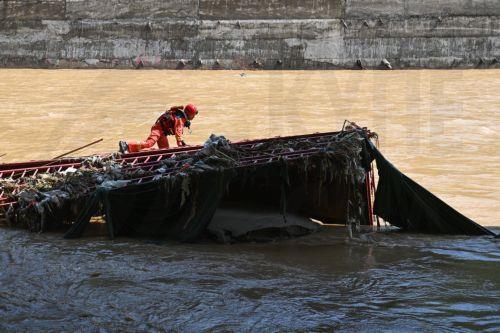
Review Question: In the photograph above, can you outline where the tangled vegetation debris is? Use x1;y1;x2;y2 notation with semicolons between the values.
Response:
2;129;490;239
1;132;370;239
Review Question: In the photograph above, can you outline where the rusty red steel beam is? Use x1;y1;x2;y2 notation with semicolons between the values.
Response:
0;146;202;172
0;141;337;205
0;145;325;195
120;142;333;173
0;132;335;173
1;139;107;176
0;130;347;208
4;146;218;179
0;162;83;179
120;131;339;160
0;145;334;205
0;145;336;209
119;149;330;183
0;131;340;173
0;146;194;171
103;140;335;175
0;158;82;172
0;132;341;179
0;153;181;179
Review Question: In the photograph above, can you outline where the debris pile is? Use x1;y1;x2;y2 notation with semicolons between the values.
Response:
1;154;153;232
1;131;371;240
1;127;494;240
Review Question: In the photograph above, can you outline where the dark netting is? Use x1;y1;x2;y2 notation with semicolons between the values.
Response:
64;132;370;240
1;130;495;239
223;148;369;225
368;140;494;236
64;168;235;241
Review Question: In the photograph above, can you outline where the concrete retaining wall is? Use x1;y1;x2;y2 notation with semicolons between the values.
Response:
0;0;499;69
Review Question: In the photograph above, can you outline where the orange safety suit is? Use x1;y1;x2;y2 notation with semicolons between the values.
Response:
127;108;188;153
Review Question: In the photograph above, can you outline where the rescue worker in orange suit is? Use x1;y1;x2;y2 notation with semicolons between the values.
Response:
119;104;198;154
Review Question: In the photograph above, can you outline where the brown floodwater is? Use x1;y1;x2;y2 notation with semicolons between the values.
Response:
0;69;499;332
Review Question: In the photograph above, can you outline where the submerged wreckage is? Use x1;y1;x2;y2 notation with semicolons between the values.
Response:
0;124;494;241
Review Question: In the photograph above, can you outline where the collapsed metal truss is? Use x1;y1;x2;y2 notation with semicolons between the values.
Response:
0;131;376;227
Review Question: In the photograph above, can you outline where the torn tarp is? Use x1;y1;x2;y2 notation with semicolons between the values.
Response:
368;140;494;236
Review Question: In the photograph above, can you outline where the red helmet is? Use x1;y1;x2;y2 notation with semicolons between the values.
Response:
184;104;198;120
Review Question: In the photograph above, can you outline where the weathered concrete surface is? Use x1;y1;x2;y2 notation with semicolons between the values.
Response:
65;0;198;19
2;0;65;20
405;0;500;17
0;0;499;69
346;0;500;17
199;0;343;19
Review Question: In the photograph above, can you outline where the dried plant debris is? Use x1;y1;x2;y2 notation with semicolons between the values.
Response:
1;132;370;235
1;155;154;231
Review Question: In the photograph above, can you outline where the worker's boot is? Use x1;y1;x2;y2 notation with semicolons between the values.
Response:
119;141;129;154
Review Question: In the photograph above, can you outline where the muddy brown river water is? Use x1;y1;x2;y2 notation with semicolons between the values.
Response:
0;69;499;332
